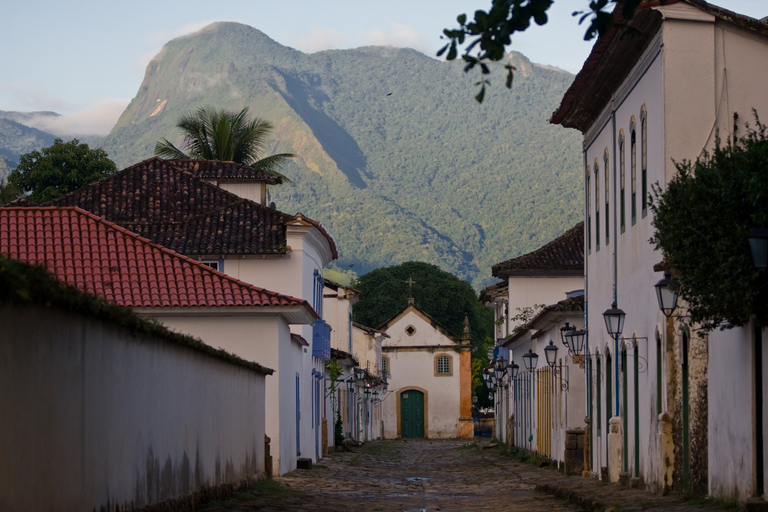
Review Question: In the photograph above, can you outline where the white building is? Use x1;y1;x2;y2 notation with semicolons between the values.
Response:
50;158;338;474
379;302;472;439
551;0;768;499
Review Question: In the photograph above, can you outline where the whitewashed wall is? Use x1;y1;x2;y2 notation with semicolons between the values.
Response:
148;313;302;476
382;309;461;438
0;303;267;512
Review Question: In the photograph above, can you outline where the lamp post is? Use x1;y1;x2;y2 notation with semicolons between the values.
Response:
603;302;626;416
655;271;679;317
544;340;559;368
506;361;519;380
564;329;586;356
560;322;576;348
522;348;538;372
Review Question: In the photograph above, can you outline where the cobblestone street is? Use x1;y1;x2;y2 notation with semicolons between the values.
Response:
202;439;728;511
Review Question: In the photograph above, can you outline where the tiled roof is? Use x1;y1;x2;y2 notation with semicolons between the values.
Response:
502;295;585;348
162;158;284;184
493;222;584;277
0;206;317;313
479;281;508;303
551;1;768;132
46;157;337;258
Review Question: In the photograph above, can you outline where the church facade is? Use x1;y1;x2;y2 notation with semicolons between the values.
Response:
380;302;473;439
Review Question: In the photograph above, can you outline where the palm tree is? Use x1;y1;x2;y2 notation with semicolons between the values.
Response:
154;106;295;175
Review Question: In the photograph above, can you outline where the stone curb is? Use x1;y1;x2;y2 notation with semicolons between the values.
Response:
535;482;610;512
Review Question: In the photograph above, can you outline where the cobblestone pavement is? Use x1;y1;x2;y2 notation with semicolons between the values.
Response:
206;439;730;511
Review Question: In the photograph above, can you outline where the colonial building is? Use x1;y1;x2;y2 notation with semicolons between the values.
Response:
551;0;768;500
48;158;338;474
379;301;472;439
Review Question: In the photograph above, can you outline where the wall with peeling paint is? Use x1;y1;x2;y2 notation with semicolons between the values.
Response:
0;303;267;512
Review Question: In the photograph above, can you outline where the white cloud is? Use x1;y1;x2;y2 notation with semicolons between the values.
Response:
22;98;130;137
0;84;65;112
364;23;428;53
292;25;346;54
137;20;215;71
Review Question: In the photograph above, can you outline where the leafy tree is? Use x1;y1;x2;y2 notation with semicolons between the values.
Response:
353;261;494;407
650;118;768;330
155;106;295;174
0;179;22;205
8;139;117;203
440;0;643;101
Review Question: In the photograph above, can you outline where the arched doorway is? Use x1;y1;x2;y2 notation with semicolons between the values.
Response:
400;390;425;438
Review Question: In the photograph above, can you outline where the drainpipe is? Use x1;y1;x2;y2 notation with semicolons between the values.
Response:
583;145;591;420
612;102;620;417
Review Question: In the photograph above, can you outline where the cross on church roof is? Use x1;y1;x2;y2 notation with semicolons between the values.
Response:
405;276;416;305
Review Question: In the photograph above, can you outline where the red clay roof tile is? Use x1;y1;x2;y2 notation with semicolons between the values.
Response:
0;206;316;314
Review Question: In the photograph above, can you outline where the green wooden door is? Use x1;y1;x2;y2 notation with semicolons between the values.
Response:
401;390;424;438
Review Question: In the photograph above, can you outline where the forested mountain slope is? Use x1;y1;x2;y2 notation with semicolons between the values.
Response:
100;22;583;287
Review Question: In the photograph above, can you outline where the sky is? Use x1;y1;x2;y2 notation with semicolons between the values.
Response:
1;1;765;136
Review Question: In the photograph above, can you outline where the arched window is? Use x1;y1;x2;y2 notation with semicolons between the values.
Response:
434;354;453;376
630;117;637;225
619;130;626;233
604;148;610;245
586;165;592;254
595;159;600;251
641;106;648;218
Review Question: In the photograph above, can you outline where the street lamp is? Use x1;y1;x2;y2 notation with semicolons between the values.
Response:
522;348;539;372
564;328;586;356
655;271;679;317
354;367;366;381
559;322;576;348
346;378;355;392
544;340;559;368
603;302;626;337
506;361;519;379
494;363;505;381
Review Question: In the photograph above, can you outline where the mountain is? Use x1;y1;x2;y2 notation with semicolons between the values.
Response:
0;112;58;178
100;22;583;288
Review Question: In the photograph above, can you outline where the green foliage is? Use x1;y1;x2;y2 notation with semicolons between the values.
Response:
97;23;582;288
650;118;768;329
8;138;116;203
155;106;295;174
353;261;494;406
441;0;643;101
0;178;21;205
353;261;493;344
508;303;546;335
0;114;57;175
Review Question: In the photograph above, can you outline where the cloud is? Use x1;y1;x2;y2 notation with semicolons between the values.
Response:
22;98;130;137
137;20;215;71
292;25;346;54
364;23;428;53
0;84;65;112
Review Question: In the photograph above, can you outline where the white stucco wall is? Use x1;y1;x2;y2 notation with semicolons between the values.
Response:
146;313;302;475
708;324;768;500
381;309;461;439
506;276;583;330
578;4;768;494
324;285;353;354
0;303;267;512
